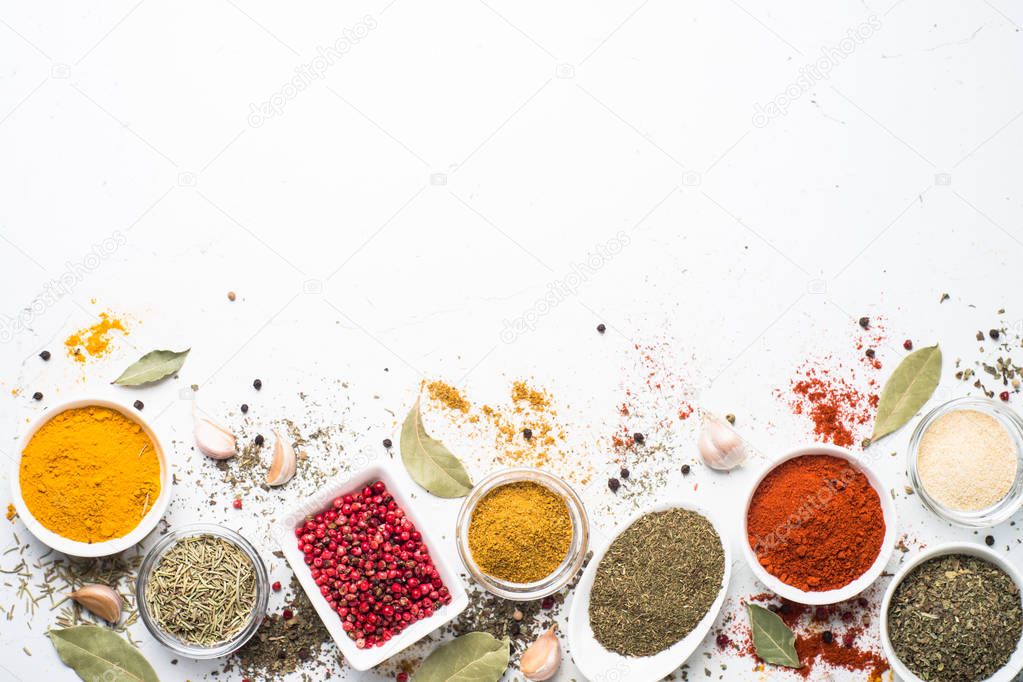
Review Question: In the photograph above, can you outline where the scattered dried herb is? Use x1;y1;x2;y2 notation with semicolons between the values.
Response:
48;625;158;682
400;398;473;498
871;345;942;441
747;604;800;668
112;348;190;386
415;632;510;682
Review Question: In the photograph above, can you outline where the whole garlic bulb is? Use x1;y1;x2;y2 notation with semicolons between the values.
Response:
519;626;560;681
697;412;746;471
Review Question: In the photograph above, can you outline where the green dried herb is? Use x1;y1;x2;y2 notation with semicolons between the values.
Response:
144;535;257;646
589;508;724;656
888;554;1022;682
747;604;800;668
400;398;473;498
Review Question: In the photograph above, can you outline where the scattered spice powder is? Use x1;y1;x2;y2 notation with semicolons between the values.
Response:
5;504;15;522
782;366;878;447
64;312;127;362
426;380;470;413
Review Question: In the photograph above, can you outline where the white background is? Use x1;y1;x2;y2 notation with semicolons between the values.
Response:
2;0;1022;680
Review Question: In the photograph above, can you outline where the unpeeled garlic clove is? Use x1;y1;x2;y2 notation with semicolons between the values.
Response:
69;584;122;623
519;626;561;681
266;429;296;486
698;411;747;471
194;413;237;460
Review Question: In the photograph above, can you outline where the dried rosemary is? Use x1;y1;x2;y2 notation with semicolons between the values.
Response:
144;535;257;646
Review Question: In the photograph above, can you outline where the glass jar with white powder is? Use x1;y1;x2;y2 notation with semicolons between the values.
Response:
908;397;1023;527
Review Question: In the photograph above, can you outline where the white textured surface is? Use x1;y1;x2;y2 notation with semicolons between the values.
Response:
1;0;1022;679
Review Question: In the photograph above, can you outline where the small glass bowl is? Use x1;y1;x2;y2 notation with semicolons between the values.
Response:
456;468;589;601
136;524;269;658
908;397;1023;527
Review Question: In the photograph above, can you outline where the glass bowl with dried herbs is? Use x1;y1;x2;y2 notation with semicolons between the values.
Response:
455;467;589;601
136;524;269;658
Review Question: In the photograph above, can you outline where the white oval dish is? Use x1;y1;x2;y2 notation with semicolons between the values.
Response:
10;397;173;558
567;500;732;682
273;460;469;671
741;444;897;605
880;542;1023;682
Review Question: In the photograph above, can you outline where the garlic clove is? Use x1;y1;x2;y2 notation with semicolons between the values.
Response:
266;429;296;486
68;584;122;623
698;412;747;471
519;625;561;681
194;414;236;460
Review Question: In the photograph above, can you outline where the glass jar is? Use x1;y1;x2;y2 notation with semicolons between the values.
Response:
136;524;269;658
908;397;1023;527
456;468;589;601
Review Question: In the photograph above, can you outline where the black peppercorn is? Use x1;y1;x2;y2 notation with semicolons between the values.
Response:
858;317;869;329
32;391;42;401
633;432;645;444
133;400;144;410
253;378;262;390
255;434;265;447
509;622;520;636
822;631;833;644
620;468;630;479
522;428;532;440
865;348;875;359
39;350;50;361
986;535;995;546
241;403;249;413
383;438;392;448
596;323;606;334
681;464;691;475
990;329;1001;340
608;478;620;493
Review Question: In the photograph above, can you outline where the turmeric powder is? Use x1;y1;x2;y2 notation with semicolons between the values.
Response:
65;312;127;362
20;406;161;543
467;481;572;583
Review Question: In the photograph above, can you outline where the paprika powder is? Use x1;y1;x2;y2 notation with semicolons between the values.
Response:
746;455;884;592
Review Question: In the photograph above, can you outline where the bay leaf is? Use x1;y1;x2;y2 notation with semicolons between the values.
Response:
400;398;473;498
112;349;190;386
871;344;942;441
747;604;800;668
48;626;160;682
415;632;509;682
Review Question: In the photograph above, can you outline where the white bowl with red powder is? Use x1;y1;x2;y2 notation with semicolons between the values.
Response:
741;444;897;605
274;460;468;671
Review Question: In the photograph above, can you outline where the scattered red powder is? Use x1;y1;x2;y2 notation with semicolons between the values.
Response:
786;368;877;447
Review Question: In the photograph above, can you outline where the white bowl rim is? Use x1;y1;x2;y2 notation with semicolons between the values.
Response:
567;498;732;682
740;444;898;605
879;541;1023;682
9;396;174;558
272;459;469;671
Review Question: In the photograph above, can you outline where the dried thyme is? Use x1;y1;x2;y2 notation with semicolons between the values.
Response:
145;535;257;646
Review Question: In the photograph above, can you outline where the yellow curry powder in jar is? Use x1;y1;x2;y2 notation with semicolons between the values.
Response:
19;406;161;543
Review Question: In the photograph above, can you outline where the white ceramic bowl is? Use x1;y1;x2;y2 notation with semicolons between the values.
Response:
741;444;897;605
273;460;469;671
567;500;732;682
880;542;1023;682
10;397;173;558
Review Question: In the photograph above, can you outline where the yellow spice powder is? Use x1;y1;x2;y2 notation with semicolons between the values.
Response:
65;312;127;362
20;406;160;542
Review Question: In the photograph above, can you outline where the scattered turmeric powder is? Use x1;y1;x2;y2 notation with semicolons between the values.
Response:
5;504;16;522
426;381;470;413
65;312;127;363
20;405;160;542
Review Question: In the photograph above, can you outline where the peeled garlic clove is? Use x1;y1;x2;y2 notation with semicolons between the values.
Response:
266;429;296;486
698;412;747;471
69;584;122;623
520;626;561;681
194;414;236;460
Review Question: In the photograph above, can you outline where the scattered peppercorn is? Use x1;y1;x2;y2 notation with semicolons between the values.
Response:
512;609;523;621
253;378;262;390
240;403;249;414
814;606;828;621
541;596;555;610
633;432;645;444
509;622;521;636
986;535;995;546
272;581;282;591
39;350;50;361
822;631;834;644
990;329;1001;340
865;349;875;359
32;392;42;401
232;498;242;510
608;478;620;493
681;464;691;475
255;434;265;447
716;633;731;649
522;428;532;440
282;608;294;620
1001;391;1010;402
903;339;913;350
133;400;144;411
842;632;855;648
382;438;392;448
227;291;236;301
596;323;606;334
620;468;630;479
858;317;870;329
396;673;409;682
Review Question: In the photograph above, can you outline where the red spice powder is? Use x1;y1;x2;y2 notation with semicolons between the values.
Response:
784;367;877;447
747;455;885;591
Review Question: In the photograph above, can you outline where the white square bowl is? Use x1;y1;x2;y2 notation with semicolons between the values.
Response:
273;460;469;671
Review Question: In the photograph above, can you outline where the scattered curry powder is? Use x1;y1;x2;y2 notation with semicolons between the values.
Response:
5;504;16;522
426;381;470;413
65;313;127;362
468;481;572;583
